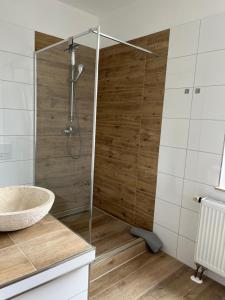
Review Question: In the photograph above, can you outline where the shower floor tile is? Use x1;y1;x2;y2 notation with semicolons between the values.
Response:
60;207;137;257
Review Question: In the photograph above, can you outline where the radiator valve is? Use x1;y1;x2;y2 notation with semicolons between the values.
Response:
193;196;207;203
191;263;207;284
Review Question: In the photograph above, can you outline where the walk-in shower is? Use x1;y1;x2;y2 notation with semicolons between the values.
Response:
34;26;158;242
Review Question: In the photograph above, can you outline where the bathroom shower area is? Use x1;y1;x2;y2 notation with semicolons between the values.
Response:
35;29;98;243
35;26;170;258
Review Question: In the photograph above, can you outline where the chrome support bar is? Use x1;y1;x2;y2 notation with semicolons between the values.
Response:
35;27;98;54
91;29;160;57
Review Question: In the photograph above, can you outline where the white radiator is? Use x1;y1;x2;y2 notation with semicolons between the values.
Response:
195;197;225;278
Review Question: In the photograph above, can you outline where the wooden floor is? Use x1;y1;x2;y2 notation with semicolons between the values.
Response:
90;250;225;300
61;208;225;300
60;207;137;256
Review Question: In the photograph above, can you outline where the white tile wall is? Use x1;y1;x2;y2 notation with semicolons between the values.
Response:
179;208;199;241
0;136;34;161
0;160;34;186
154;13;225;284
165;55;196;89
160;118;189;148
182;179;225;213
177;236;195;268
188;120;225;154
158;146;186;177
185;151;221;186
163;88;192;119
169;20;200;58
156;173;183;206
154;198;180;233
0;81;33;110
191;86;225;120
0;19;34;187
199;13;225;53
0;110;33;136
182;180;202;212
195;50;225;87
153;223;178;257
0;52;33;84
0;20;34;57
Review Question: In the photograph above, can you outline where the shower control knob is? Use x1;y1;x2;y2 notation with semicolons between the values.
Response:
63;125;74;135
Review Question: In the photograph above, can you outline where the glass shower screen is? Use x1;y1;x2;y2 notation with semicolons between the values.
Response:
35;28;100;242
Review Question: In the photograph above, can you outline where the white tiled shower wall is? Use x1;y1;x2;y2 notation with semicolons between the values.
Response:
154;12;225;284
0;20;34;186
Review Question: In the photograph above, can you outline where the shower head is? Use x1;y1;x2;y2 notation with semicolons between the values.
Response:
74;64;84;82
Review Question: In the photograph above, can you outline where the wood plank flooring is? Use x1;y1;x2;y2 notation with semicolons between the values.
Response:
90;251;225;300
61;208;225;300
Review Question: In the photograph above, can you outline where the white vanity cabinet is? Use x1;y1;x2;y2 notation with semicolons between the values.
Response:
13;266;89;300
6;248;95;300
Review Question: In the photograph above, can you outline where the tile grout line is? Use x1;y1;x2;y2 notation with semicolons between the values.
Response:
14;243;37;271
90;252;164;299
134;261;183;300
163;117;225;122
157;170;225;189
168;45;225;60
176;19;202;258
0;48;33;58
156;196;200;214
0;108;34;111
165;83;225;89
159;144;222;156
91;249;147;283
154;221;197;244
133;50;148;226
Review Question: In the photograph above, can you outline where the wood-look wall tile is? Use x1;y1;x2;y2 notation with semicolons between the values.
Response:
138;151;159;173
36;32;96;216
96;113;140;129
94;30;169;230
136;167;157;196
35;32;62;51
139;129;161;153
36;134;92;159
94;155;137;183
36;160;91;185
37;110;93;136
143;87;166;103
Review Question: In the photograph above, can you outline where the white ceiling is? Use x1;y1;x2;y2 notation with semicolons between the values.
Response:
59;0;137;17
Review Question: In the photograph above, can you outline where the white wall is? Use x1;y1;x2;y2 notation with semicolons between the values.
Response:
100;0;225;43
154;13;225;285
0;20;34;186
0;0;98;39
0;1;98;187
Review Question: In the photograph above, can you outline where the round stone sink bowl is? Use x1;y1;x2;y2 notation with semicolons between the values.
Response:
0;186;55;232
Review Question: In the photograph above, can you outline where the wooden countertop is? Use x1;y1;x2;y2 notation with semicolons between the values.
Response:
0;214;94;288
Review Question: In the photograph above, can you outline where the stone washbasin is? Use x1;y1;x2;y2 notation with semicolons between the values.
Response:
0;186;55;231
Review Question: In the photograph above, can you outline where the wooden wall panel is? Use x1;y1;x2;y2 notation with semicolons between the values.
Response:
94;30;170;230
35;32;62;51
35;32;95;216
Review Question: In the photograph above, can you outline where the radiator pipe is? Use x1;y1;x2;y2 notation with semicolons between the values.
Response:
194;263;201;277
199;266;207;280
